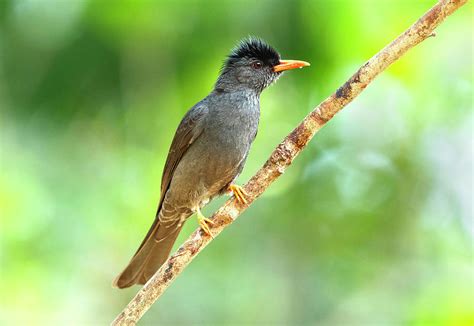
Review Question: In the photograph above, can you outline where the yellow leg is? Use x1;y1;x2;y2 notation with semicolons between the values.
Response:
228;184;249;204
196;207;214;238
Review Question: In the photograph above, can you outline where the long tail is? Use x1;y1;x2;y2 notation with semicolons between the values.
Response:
113;210;187;289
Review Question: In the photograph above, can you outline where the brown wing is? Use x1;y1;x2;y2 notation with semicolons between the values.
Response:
159;104;208;209
113;104;209;288
134;104;208;250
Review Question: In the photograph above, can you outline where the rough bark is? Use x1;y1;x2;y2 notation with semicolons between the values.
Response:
112;0;468;324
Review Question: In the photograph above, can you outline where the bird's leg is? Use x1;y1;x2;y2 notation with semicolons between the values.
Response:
228;184;249;204
196;206;214;238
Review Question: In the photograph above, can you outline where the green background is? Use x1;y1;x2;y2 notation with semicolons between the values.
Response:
0;0;472;325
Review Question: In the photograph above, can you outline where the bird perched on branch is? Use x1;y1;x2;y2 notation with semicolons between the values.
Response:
114;38;310;288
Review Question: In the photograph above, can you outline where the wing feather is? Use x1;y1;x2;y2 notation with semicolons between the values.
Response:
159;104;208;208
133;103;208;254
114;103;209;287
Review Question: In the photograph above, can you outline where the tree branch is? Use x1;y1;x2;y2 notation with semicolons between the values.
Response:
112;0;467;324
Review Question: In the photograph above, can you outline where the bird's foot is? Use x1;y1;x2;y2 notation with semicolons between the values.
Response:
228;184;249;205
196;207;214;238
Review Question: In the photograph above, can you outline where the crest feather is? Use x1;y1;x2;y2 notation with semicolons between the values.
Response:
223;37;280;69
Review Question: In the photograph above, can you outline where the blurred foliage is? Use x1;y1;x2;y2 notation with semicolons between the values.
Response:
0;0;472;325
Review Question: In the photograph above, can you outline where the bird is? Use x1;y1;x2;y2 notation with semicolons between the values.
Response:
114;38;309;289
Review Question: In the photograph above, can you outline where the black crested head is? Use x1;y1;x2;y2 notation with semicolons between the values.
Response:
215;37;309;93
216;37;283;93
224;37;281;69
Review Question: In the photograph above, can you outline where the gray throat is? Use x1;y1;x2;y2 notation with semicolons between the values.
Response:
214;71;266;95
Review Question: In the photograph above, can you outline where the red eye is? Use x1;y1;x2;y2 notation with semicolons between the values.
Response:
252;61;263;69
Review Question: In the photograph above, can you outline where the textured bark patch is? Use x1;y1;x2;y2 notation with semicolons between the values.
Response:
336;81;352;99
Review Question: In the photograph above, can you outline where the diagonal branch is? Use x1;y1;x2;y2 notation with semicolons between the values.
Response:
112;0;467;324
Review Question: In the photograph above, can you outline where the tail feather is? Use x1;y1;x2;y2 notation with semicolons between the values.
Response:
113;214;185;289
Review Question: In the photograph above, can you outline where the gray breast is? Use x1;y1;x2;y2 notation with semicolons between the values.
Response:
167;90;260;209
204;90;260;168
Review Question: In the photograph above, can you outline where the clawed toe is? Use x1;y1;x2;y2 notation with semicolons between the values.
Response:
228;184;249;204
196;207;214;238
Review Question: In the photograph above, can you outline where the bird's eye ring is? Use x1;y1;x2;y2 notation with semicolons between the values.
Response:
252;61;263;69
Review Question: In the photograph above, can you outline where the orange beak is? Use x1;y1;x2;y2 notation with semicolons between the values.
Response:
273;59;310;72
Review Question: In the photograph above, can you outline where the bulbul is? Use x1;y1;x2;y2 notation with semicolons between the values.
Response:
114;38;309;288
